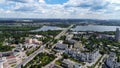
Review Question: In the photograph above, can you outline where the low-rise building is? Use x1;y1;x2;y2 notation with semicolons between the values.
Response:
6;56;17;64
29;34;44;39
61;59;82;68
0;60;4;68
24;43;40;48
66;34;73;40
1;58;9;68
54;43;68;51
2;51;14;57
25;38;42;45
97;34;114;40
13;47;25;58
74;41;83;50
67;40;77;45
73;64;82;68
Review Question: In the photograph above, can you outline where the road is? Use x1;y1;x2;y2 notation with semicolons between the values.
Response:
55;24;74;39
43;25;74;68
95;54;108;68
15;25;73;68
52;24;74;49
84;54;101;67
15;45;46;68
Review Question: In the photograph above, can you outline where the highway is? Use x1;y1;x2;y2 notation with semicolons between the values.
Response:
43;25;74;68
15;24;73;68
15;45;46;68
52;24;74;49
55;24;74;39
95;54;108;68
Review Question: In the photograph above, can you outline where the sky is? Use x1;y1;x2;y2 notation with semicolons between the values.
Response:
0;0;120;19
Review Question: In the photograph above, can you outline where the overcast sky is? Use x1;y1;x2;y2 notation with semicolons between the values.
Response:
0;0;120;19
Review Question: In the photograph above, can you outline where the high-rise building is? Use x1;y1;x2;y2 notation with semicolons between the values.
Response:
115;28;120;42
0;53;4;68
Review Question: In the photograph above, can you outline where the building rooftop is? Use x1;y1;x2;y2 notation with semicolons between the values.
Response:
6;55;16;59
54;43;68;50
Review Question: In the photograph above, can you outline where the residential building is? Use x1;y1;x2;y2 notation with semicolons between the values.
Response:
0;53;8;68
74;41;83;49
115;28;120;42
73;64;82;68
6;56;17;64
67;40;77;45
24;43;40;48
0;58;4;68
62;59;73;68
65;49;99;63
54;43;68;50
97;34;114;40
61;59;82;68
104;53;120;68
25;38;42;45
66;34;73;40
2;51;14;57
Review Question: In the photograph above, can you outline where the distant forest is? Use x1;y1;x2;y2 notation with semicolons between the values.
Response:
0;19;120;26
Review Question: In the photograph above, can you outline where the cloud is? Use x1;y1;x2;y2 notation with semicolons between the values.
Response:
0;0;120;19
45;0;68;4
39;0;45;3
64;0;109;11
14;6;36;11
7;0;38;3
8;0;28;3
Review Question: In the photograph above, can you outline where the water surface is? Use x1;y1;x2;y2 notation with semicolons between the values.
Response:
72;25;120;32
31;26;62;32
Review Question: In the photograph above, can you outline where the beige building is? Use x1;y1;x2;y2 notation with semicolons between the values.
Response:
25;38;42;45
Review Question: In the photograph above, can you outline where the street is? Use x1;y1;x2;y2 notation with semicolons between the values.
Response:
15;25;73;68
55;24;74;39
15;45;46;68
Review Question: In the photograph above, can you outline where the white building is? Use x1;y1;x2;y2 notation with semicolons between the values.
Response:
105;53;120;68
0;60;4;68
115;28;120;42
65;49;99;63
0;57;7;68
66;34;73;40
62;59;82;68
